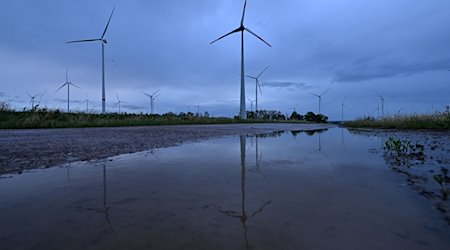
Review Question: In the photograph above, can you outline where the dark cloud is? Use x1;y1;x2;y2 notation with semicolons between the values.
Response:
332;57;450;83
261;81;312;90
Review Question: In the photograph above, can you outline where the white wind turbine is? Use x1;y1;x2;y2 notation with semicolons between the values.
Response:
67;6;115;114
82;94;91;113
143;90;160;114
114;94;127;113
375;91;385;118
246;97;255;112
56;67;80;113
246;65;270;113
210;0;271;120
26;92;42;110
308;88;329;114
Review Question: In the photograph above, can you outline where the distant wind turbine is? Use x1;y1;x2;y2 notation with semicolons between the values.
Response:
210;0;271;119
308;88;329;114
341;98;350;124
143;90;160;114
67;6;115;114
246;97;255;112
82;94;91;113
56;67;80;113
246;65;270;113
114;94;127;113
375;91;384;118
184;104;191;113
26;91;45;110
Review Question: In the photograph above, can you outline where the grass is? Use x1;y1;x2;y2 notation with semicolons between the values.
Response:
344;112;450;130
0;109;309;129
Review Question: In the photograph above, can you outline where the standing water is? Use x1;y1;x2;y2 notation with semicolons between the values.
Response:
0;128;449;250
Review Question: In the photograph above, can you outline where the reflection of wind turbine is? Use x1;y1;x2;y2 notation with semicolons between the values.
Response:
210;0;271;120
67;6;115;114
56;67;80;113
308;88;329;114
211;135;271;249
246;65;270;113
143;90;160;114
77;163;117;242
114;94;127;113
375;91;384;118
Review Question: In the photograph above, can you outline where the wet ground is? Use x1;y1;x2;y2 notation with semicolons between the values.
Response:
0;127;449;250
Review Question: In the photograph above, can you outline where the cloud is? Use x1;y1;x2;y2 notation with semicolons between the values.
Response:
332;57;450;83
261;81;312;90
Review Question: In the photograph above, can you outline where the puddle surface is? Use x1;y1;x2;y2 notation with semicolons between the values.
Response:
1;128;449;250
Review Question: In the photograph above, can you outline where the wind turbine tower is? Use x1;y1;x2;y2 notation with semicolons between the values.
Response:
67;6;115;114
246;65;269;113
341;99;350;124
210;0;271;119
56;67;80;113
375;91;384;118
308;88;329;114
144;90;160;114
114;94;126;113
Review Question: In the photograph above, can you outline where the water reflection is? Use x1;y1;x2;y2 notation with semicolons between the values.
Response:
210;135;271;249
76;162;118;242
1;128;450;249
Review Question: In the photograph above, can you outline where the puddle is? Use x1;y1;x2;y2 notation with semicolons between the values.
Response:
1;128;449;250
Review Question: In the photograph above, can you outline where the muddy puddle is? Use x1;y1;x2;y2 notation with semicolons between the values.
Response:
1;128;449;250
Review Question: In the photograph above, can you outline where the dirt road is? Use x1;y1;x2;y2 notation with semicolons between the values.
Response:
0;123;334;174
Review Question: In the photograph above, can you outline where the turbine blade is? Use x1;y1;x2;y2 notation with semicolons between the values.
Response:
102;6;116;39
66;38;102;43
143;92;151;98
257;65;270;78
66;67;69;82
70;83;80;88
241;0;247;26
56;83;67;92
116;93;120;101
257;79;263;96
245;75;256;79
152;90;160;96
26;92;32;97
244;28;271;47
210;27;241;44
308;92;319;97
321;88;330;96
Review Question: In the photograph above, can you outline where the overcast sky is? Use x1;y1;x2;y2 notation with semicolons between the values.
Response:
1;0;449;120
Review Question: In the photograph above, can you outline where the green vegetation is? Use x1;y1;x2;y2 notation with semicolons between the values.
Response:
344;110;450;130
0;100;329;129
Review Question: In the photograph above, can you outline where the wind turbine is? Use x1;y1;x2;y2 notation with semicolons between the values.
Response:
308;88;329;114
26;91;45;110
341;98;350;124
82;94;91;113
246;97;255;112
195;104;200;115
184;104;191;114
210;0;271;120
114;94;126;113
67;6;115;114
144;90;160;114
375;91;384;118
246;65;269;113
56;67;80;113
